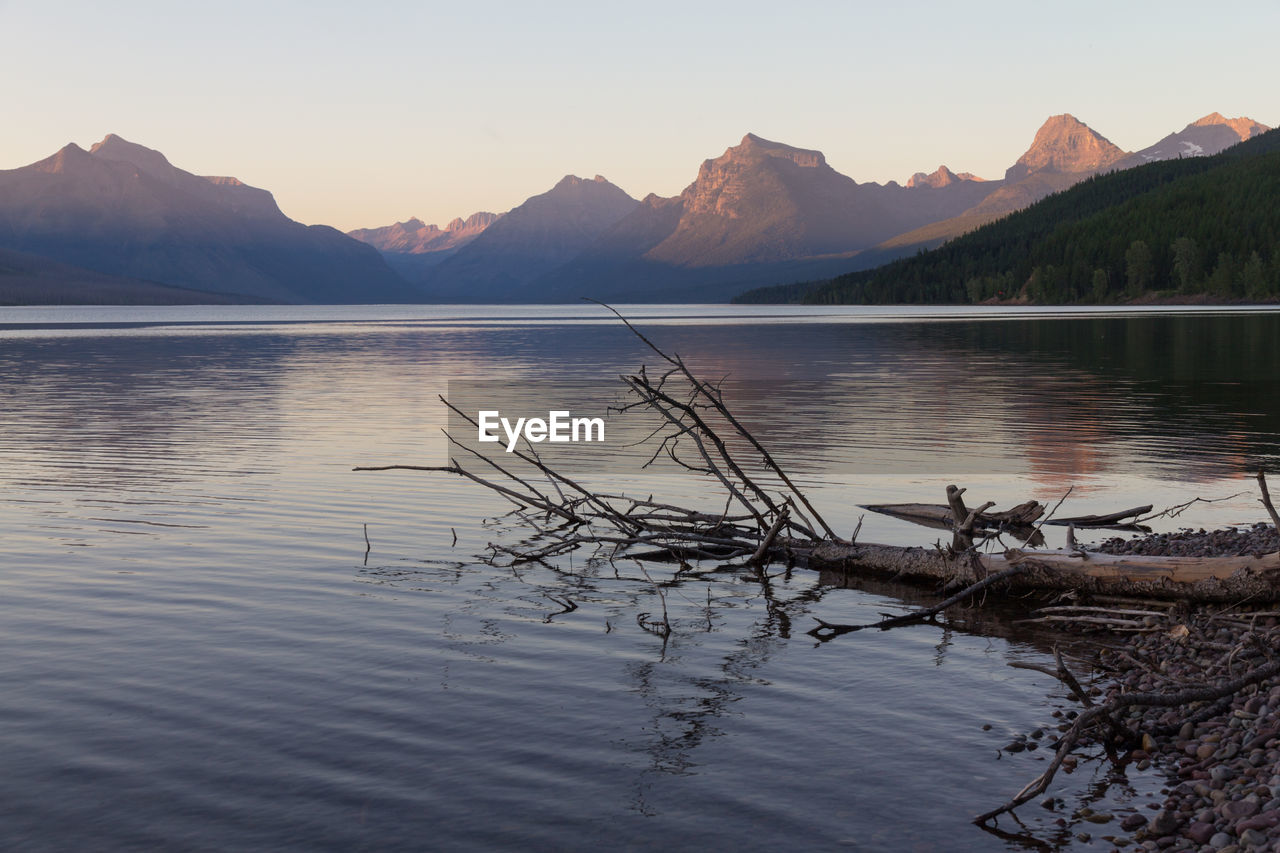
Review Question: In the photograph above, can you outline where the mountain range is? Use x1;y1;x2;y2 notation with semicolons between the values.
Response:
0;135;413;304
1;112;1269;305
736;124;1280;305
352;112;1267;302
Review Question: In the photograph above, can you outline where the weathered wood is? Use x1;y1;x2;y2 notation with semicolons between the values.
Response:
861;503;957;530
1259;472;1280;534
945;485;970;527
364;308;1280;607
1048;505;1153;526
862;502;1148;531
808;541;1280;603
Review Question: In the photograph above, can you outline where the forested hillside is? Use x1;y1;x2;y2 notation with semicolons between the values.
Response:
736;128;1280;305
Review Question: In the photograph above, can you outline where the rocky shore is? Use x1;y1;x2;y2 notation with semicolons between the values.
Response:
1041;525;1280;851
1093;523;1280;559
1096;615;1280;851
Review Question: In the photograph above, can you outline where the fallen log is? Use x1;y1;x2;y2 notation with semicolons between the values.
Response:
808;542;1280;603
862;502;1151;532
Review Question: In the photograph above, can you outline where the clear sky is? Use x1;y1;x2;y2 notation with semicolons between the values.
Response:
2;0;1276;232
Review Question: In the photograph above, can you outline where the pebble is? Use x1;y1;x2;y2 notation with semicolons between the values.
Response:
1094;523;1280;558
1187;821;1217;844
1223;799;1260;820
1037;531;1280;851
1239;827;1268;847
1150;811;1180;836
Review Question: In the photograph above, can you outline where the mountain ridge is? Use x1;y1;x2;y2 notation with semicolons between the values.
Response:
8;111;1273;305
414;173;640;301
0;134;414;303
735;125;1280;305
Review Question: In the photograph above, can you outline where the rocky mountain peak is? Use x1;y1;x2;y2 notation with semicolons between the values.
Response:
1005;114;1126;182
36;143;94;174
1190;112;1270;140
347;211;503;255
89;133;175;176
553;174;591;189
0;135;412;303
731;133;826;168
907;165;960;188
460;211;501;229
1193;111;1229;127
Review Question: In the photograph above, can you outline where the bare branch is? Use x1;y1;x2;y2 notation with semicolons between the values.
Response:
1259;471;1280;534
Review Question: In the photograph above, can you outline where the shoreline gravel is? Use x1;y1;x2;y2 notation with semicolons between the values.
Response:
1041;524;1280;851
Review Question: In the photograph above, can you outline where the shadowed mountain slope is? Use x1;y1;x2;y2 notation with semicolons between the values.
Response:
0;135;414;303
417;175;640;301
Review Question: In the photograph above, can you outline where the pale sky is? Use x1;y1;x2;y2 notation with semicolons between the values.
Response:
2;0;1276;232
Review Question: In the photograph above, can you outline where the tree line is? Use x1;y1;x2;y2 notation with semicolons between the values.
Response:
736;128;1280;305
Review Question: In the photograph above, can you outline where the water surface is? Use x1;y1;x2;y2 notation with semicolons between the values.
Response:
3;304;1279;851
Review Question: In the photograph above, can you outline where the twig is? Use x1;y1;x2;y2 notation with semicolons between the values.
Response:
975;648;1280;824
1053;645;1093;707
1259;471;1280;534
809;565;1029;639
1135;491;1248;523
587;298;839;541
635;562;672;638
748;507;790;568
1028;486;1074;543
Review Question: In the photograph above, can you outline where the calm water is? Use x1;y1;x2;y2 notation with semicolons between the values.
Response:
3;304;1279;851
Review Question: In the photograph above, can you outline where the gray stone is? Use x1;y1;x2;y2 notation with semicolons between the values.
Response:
1222;798;1260;820
1238;827;1268;848
1186;821;1216;844
1150;810;1180;835
1236;809;1280;832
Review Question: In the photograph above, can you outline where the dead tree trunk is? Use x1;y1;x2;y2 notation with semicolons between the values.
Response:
807;541;1280;603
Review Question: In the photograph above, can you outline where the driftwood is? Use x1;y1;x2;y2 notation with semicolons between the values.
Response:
862;501;1152;532
1261;471;1280;534
357;305;1280;606
808;542;1280;603
1052;505;1153;526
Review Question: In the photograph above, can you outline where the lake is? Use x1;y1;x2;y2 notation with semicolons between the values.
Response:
3;304;1279;851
